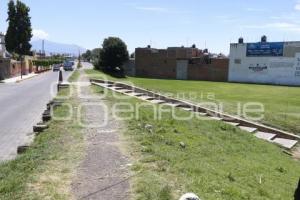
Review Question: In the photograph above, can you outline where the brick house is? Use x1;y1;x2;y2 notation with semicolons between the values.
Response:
134;46;229;81
0;33;37;80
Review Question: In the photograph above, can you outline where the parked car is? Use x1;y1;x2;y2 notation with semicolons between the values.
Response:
63;61;74;71
52;64;61;72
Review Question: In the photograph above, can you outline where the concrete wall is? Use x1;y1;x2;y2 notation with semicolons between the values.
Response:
188;58;229;81
135;47;229;81
229;42;300;86
135;48;176;79
0;57;36;80
0;33;5;58
123;58;136;76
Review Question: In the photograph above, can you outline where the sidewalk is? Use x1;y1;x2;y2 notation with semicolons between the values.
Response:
0;73;38;83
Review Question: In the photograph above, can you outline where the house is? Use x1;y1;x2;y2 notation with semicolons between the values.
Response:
134;46;229;81
229;36;300;86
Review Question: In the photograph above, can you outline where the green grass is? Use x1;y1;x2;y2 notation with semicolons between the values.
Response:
68;70;80;82
85;69;300;135
0;72;84;199
90;84;300;200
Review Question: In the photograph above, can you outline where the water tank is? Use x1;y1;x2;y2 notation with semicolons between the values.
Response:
238;37;244;44
261;35;267;43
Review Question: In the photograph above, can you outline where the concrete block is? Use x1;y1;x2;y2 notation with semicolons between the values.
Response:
182;108;193;111
239;126;257;133
197;112;208;116
139;96;155;101
273;138;298;149
255;131;277;141
42;115;51;122
33;124;48;133
117;89;132;93
17;145;29;154
128;92;144;97
150;99;165;104
224;121;240;126
209;116;223;121
163;103;181;107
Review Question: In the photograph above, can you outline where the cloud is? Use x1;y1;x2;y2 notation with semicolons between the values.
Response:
295;1;300;10
135;6;168;13
134;5;190;14
243;22;300;32
216;15;238;23
32;29;49;40
246;8;268;12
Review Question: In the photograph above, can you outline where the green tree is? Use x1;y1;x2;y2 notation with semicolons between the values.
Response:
5;0;17;53
91;48;101;68
5;0;32;56
295;179;300;200
82;50;92;61
98;37;129;72
15;0;32;55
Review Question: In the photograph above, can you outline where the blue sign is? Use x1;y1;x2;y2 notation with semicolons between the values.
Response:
246;42;284;57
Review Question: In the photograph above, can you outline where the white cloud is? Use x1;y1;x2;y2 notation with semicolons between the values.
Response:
32;29;49;40
216;15;238;23
246;8;268;12
134;5;190;14
243;22;300;32
135;6;168;13
295;1;300;11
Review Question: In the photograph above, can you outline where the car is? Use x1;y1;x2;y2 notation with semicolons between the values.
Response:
52;64;61;72
63;61;74;71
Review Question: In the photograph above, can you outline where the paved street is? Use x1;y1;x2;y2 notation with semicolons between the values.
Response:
0;70;72;161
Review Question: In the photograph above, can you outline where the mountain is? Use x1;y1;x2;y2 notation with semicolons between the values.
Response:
31;39;87;55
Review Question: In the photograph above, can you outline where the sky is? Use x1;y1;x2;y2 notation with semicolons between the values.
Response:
1;0;300;54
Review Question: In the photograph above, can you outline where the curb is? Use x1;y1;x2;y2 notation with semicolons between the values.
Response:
17;98;64;155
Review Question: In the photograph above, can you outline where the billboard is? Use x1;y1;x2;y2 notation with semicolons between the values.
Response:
246;42;284;57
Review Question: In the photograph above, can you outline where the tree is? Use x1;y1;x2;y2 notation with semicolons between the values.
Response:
15;0;32;55
5;0;32;56
98;37;129;73
82;50;92;62
5;0;17;53
295;178;300;200
91;48;101;68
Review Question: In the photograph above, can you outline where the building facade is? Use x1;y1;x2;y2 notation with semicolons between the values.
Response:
0;32;6;58
229;40;300;86
135;47;229;81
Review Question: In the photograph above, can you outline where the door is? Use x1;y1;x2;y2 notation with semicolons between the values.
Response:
176;60;188;80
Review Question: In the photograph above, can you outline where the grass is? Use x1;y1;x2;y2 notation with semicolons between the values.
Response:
90;83;300;200
85;69;300;135
68;70;80;82
0;72;84;199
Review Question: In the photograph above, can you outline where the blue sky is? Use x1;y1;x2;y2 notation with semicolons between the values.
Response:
1;0;300;54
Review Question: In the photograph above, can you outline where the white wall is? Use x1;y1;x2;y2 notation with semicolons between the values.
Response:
0;34;5;58
229;43;300;86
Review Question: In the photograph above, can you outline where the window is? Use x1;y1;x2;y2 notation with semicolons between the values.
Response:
234;59;241;64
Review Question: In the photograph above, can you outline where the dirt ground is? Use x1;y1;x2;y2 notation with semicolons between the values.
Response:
71;70;131;200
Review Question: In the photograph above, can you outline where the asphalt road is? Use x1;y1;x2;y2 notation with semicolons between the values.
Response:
0;70;73;162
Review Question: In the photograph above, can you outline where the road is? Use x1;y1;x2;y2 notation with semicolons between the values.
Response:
0;70;73;162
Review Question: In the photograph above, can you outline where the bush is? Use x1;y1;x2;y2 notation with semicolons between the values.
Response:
33;59;63;67
96;37;129;77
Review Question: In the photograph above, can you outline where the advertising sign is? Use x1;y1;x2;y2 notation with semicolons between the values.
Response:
246;42;284;57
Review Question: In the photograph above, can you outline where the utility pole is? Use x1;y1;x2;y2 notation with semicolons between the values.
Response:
19;43;23;79
42;39;45;58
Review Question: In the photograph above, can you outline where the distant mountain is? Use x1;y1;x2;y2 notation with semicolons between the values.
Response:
31;39;86;55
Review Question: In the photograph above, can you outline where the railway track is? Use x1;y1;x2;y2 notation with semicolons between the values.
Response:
91;78;300;150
